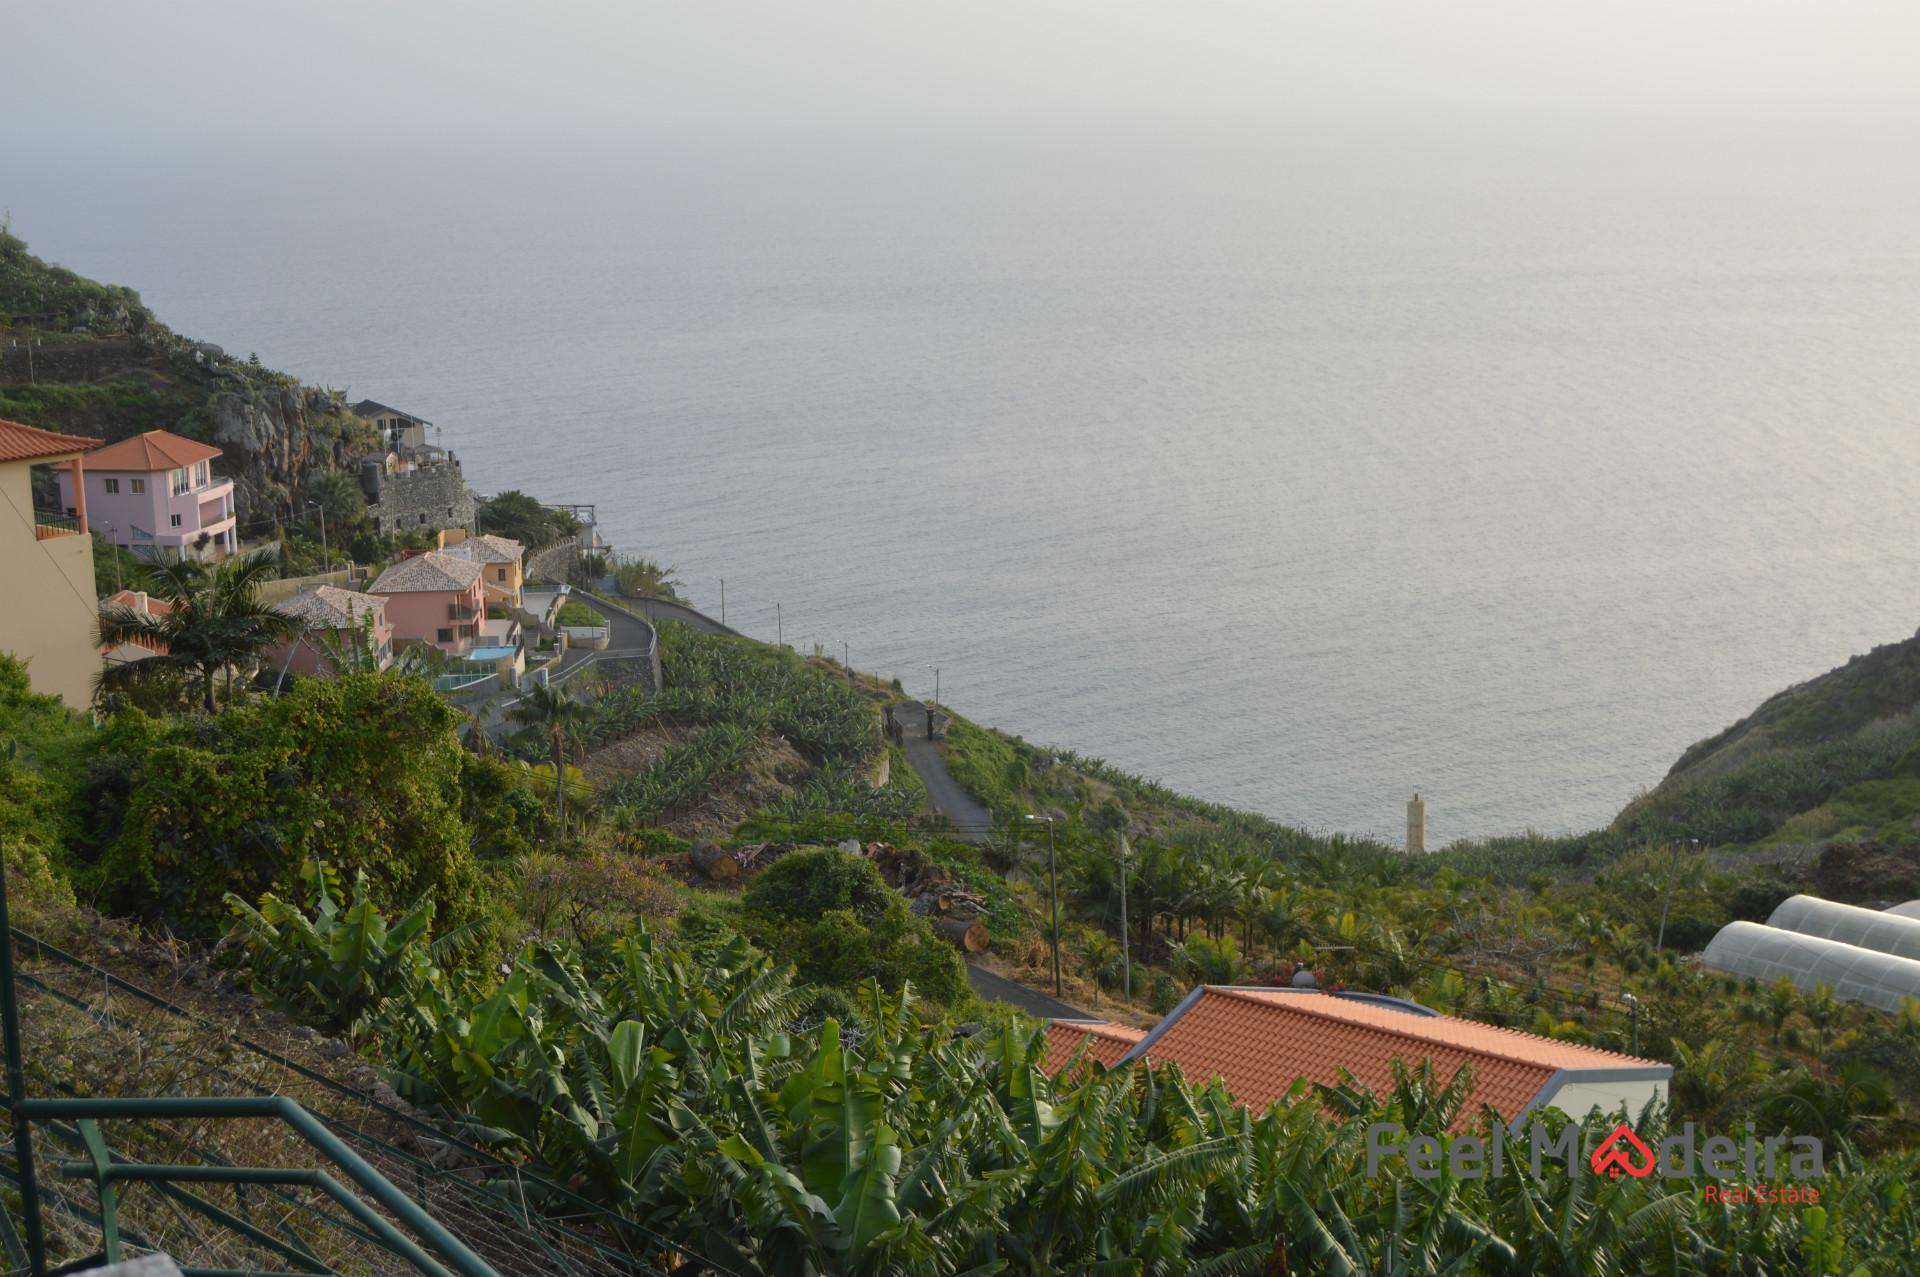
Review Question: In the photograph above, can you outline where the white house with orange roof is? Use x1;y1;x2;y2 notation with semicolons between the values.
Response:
1044;985;1670;1128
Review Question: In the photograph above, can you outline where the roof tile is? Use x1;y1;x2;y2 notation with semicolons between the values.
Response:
86;429;222;472
0;418;102;463
1124;987;1665;1124
368;551;484;594
1042;1020;1147;1079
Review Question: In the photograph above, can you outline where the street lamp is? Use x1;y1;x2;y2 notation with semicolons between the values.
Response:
1024;813;1062;996
926;664;940;707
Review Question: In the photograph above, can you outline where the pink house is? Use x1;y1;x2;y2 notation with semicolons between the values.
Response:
57;429;237;561
266;586;394;677
368;552;486;655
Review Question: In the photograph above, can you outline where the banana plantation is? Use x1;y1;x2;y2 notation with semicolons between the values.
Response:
217;873;1920;1276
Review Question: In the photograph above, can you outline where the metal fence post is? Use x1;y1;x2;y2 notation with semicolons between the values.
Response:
0;846;47;1275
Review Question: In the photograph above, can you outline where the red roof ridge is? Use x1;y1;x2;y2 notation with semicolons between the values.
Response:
87;429;223;472
1048;1018;1147;1044
1203;986;1663;1070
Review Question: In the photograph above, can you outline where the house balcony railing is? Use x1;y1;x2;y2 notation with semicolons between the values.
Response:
32;508;80;541
447;602;481;621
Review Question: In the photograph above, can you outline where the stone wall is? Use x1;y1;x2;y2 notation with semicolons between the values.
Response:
523;535;579;585
368;461;475;536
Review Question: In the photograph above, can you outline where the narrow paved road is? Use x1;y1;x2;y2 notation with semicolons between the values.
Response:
604;594;743;638
891;700;994;842
966;965;1089;1020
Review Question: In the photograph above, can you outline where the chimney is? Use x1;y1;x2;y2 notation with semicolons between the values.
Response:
1406;793;1426;855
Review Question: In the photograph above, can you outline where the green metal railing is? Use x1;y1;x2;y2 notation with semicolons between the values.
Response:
3;932;708;1277
22;1097;498;1277
0;843;504;1277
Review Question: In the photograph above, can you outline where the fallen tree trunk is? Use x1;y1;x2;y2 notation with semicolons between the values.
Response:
933;916;991;954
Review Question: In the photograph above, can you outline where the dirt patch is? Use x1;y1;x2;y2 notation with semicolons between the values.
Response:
668;734;811;840
578;721;691;780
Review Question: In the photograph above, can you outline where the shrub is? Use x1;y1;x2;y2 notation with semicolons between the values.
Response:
740;847;970;1007
742;846;894;923
78;674;489;939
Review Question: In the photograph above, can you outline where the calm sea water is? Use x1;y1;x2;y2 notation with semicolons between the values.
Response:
7;127;1919;843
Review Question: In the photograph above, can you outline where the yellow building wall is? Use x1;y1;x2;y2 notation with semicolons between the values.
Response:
0;460;102;708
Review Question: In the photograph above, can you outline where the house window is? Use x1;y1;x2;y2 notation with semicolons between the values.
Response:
171;468;190;496
130;478;146;495
169;514;182;528
103;478;120;494
496;567;507;581
436;628;454;643
194;460;210;488
458;624;475;639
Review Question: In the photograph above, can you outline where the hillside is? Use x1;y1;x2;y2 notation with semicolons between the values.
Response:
1612;625;1920;850
0;226;374;521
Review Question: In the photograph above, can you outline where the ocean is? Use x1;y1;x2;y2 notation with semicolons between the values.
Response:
6;124;1918;844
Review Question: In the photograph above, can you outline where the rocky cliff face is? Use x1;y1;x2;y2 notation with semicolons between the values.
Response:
0;228;376;522
203;374;373;517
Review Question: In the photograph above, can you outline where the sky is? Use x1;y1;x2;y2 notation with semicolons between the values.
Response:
9;2;1919;147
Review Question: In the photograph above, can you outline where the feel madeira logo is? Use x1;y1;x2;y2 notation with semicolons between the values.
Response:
1367;1120;1825;1205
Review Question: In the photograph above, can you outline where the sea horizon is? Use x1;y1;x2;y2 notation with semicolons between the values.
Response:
7;122;1918;844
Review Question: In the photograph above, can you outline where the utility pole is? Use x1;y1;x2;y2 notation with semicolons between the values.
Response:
719;578;725;625
0;815;48;1275
1623;992;1640;1055
1118;829;1131;1003
105;524;121;592
844;641;852;684
306;500;329;573
776;602;782;648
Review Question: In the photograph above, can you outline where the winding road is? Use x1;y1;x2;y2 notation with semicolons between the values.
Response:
564;593;1087;1017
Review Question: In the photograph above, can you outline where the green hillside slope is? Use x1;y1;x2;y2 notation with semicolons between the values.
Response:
0;226;374;522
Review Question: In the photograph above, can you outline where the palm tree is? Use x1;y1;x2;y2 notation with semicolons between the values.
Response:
98;550;300;713
311;615;450;680
509;683;591;829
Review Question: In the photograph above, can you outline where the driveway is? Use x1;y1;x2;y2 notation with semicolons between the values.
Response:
891;699;994;843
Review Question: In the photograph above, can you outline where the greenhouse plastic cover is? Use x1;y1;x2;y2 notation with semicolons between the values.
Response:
1701;921;1920;1013
1766;894;1920;961
1888;901;1920;921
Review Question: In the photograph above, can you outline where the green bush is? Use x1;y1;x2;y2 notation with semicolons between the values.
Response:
78;674;490;939
743;845;895;923
740;847;970;1007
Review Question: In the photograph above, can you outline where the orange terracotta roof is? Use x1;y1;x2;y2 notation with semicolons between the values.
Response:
100;590;176;656
0;418;102;463
1124;987;1666;1123
1042;1020;1147;1078
86;429;222;472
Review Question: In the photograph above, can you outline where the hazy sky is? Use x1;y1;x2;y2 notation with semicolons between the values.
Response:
12;2;1918;145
